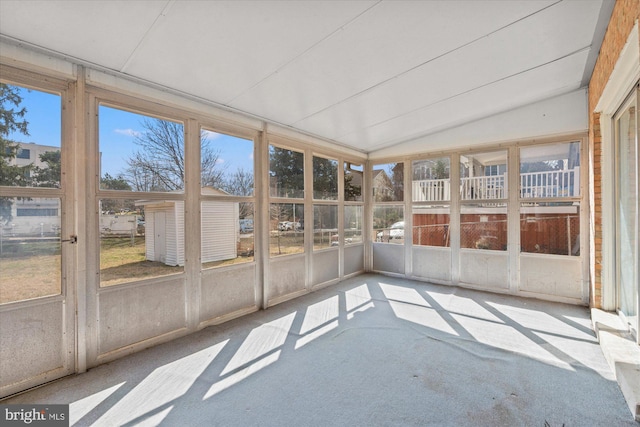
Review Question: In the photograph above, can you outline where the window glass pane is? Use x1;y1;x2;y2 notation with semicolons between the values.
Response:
344;205;363;245
313;156;338;200
100;199;182;287
270;203;304;256
202;202;254;268
313;204;338;250
1;84;61;188
616;95;638;328
520;141;580;198
460;151;507;200
373;205;404;243
345;162;363;201
373;162;403;202
202;129;254;196
460;204;507;250
16;149;31;159
269;146;304;198
99;105;184;192
413;205;450;247
412;157;450;202
520;202;580;256
0;197;61;303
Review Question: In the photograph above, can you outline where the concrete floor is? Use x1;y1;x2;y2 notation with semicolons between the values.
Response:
3;274;637;426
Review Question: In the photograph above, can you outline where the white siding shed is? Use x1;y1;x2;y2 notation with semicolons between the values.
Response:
138;190;238;266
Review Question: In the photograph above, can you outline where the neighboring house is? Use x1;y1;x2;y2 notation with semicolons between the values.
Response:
2;143;61;235
99;214;141;236
7;142;59;170
344;163;363;201
372;169;393;202
1;198;60;236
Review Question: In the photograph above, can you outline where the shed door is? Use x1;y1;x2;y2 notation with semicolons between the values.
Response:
154;211;166;264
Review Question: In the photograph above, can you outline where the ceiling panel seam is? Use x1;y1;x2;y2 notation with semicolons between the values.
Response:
359;84;586;154
291;0;564;127
0;34;362;155
334;45;590;141
119;0;176;73
225;0;383;105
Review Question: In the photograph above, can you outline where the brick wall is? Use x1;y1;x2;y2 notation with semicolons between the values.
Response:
588;0;640;308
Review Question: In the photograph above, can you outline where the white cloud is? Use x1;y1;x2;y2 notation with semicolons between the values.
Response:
215;158;225;164
202;130;222;140
114;128;141;137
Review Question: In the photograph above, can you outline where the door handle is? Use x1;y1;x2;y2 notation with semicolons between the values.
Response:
61;235;77;244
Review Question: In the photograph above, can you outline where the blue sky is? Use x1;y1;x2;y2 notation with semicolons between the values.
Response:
6;85;254;179
6;86;61;148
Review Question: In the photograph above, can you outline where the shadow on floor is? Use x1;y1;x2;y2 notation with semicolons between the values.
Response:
3;274;636;426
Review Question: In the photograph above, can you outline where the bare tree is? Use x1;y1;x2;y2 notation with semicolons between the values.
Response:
125;118;224;191
222;168;254;219
222;168;254;196
269;203;288;255
200;135;226;189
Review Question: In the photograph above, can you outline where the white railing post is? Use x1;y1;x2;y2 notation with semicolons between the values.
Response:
414;167;578;202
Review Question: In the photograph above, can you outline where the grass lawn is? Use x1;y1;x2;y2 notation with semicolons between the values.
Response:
269;231;306;256
0;251;61;304
0;234;301;303
100;236;182;287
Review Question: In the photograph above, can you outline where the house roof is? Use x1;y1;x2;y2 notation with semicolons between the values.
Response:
0;1;613;155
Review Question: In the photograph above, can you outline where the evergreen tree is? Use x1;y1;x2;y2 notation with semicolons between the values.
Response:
312;157;338;200
269;146;304;198
32;150;61;188
101;172;132;191
100;173;134;213
0;83;31;222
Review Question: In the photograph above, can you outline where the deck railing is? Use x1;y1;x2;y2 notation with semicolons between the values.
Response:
520;166;579;198
412;167;580;202
461;174;506;200
411;178;450;202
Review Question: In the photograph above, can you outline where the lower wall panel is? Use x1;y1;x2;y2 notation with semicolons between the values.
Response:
520;254;583;300
344;244;364;276
412;247;451;282
459;250;508;290
98;278;187;355
0;300;66;391
269;255;306;303
312;249;339;286
373;243;405;274
200;264;257;322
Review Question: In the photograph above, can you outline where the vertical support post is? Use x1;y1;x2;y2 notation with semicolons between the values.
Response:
72;66;87;374
404;159;412;278
364;159;373;272
184;118;201;330
507;146;520;294
567;215;572;256
84;70;99;367
304;146;313;290
256;127;269;309
450;154;461;285
338;156;344;280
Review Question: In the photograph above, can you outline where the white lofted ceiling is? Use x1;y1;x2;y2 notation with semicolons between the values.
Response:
0;0;612;154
